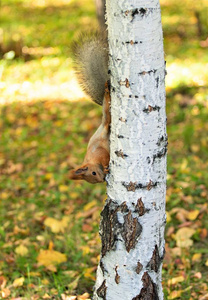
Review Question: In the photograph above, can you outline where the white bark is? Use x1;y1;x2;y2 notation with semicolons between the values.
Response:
94;1;166;299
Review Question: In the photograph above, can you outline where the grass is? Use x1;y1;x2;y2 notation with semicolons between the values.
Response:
0;0;208;299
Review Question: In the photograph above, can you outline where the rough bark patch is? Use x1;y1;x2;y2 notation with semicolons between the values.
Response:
132;272;159;300
134;198;146;216
136;261;143;274
123;181;157;191
96;280;107;299
123;181;137;192
120;201;129;213
100;201;122;256
147;245;161;272
115;266;120;284
121;211;142;252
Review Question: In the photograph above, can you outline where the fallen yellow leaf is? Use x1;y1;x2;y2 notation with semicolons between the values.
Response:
13;277;25;287
205;260;208;267
83;200;97;212
37;249;67;267
59;185;69;192
44;216;70;233
84;267;96;281
68;276;81;291
15;244;28;256
168;276;184;286
187;210;200;221
166;211;171;223
168;290;182;300
175;227;195;248
28;272;41;277
192;253;202;263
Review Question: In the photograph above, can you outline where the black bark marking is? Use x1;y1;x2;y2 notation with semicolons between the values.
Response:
121;211;142;252
119;117;127;122
155;76;159;88
126;40;138;45
100;260;107;275
100;201;122;256
134;198;146;216
147;245;161;273
115;150;128;159
136;261;143;274
132;272;159;300
118;135;124;139
152;146;167;162
156;135;164;146
143;105;160;113
139;69;157;76
115;266;120;284
97;280;107;299
139;8;147;16
147;156;151;164
132;8;139;17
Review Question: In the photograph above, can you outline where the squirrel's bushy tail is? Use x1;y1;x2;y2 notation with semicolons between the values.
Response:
73;32;109;106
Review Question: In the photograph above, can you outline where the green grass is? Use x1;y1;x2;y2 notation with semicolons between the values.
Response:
0;0;208;299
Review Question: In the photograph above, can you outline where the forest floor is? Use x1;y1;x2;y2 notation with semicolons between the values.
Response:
0;0;208;299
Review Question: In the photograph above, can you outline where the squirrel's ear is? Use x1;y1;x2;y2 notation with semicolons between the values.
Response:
75;166;88;174
69;166;88;180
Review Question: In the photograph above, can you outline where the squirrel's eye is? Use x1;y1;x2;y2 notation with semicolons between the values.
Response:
92;171;96;176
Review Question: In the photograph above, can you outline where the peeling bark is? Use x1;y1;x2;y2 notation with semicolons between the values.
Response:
147;245;161;273
132;272;159;300
97;280;107;299
121;211;142;252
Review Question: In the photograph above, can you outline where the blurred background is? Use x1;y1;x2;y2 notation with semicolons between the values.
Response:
0;0;208;299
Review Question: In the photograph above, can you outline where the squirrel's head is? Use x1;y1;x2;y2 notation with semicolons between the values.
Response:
69;164;105;184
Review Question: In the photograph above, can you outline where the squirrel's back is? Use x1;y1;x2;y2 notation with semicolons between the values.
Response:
73;32;109;106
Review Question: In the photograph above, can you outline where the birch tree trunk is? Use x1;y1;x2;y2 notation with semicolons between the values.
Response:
94;0;167;299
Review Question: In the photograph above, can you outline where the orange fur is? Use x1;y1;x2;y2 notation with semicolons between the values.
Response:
69;83;111;184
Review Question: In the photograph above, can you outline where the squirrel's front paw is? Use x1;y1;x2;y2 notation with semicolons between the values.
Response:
104;166;109;174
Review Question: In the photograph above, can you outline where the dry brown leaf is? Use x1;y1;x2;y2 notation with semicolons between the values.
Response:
37;249;67;267
78;293;91;300
0;288;11;299
199;293;208;300
0;276;7;289
193;272;202;279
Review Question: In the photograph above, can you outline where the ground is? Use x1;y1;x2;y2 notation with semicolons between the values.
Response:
0;0;208;299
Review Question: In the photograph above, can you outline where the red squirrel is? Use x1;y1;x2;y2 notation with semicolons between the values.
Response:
69;34;110;184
